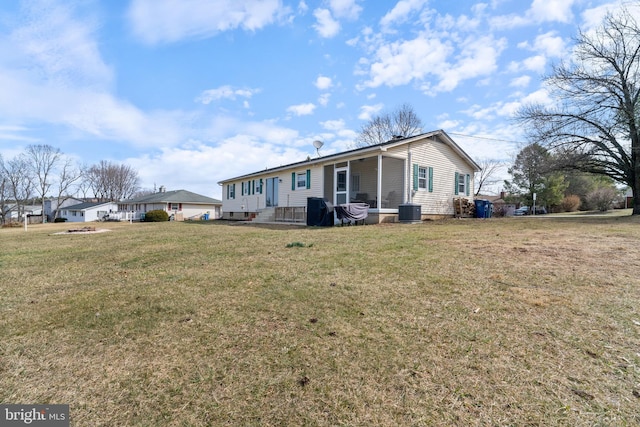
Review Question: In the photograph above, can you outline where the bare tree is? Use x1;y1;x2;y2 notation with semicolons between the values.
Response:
51;158;83;220
26;144;61;223
516;7;640;214
0;155;6;224
1;154;34;221
356;103;423;147
474;158;504;196
86;160;140;202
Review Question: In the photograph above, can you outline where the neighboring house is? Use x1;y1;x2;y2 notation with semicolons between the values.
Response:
3;203;33;222
218;130;481;224
60;201;119;223
2;204;40;222
118;188;222;221
623;187;633;209
480;192;516;216
45;197;84;221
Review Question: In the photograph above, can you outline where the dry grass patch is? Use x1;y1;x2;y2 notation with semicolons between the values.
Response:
1;216;639;425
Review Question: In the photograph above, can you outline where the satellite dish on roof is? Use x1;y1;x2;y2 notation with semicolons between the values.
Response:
313;140;324;157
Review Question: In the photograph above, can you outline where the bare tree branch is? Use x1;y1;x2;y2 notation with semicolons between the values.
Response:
355;103;423;147
474;158;504;196
26;144;61;223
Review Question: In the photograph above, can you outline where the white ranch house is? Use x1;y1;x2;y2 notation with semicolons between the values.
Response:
218;130;480;224
60;201;119;223
117;188;222;221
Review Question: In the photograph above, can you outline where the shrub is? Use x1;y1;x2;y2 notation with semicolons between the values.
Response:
560;195;581;212
585;187;619;211
144;210;170;222
54;217;67;223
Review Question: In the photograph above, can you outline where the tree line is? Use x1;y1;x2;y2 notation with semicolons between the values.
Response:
504;142;623;212
0;145;140;223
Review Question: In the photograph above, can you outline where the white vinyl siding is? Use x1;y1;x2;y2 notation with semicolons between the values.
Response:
387;135;474;215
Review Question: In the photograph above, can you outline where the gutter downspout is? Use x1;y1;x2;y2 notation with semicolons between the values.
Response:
377;154;382;209
407;144;413;204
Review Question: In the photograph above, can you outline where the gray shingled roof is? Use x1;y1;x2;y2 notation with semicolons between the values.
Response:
64;201;116;211
121;190;221;205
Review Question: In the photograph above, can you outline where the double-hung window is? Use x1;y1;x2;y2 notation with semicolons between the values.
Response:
414;164;433;192
418;167;428;190
292;169;311;190
455;172;470;196
457;173;466;195
297;172;307;189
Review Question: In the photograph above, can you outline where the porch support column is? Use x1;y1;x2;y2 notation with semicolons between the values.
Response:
377;154;383;209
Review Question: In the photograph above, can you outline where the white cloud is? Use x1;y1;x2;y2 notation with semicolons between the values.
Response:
361;36;451;89
532;32;566;57
433;35;507;93
128;0;289;44
10;0;113;88
580;3;626;30
522;55;547;73
318;93;331;106
490;0;576;29
380;0;429;30
196;86;260;104
128;129;310;198
0;1;187;149
495;88;553;118
313;8;340;38
286;103;316;116
320;119;346;131
329;0;362;19
518;31;566;58
358;103;383;120
461;104;499;121
528;0;575;24
315;75;333;90
0;125;40;142
510;75;531;88
437;118;461;130
312;0;361;38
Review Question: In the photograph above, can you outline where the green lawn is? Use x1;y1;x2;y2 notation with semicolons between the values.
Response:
1;215;639;426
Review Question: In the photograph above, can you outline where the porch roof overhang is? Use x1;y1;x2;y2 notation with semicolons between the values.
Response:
217;129;481;185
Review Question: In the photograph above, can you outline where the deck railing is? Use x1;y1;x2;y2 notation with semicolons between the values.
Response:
274;207;306;222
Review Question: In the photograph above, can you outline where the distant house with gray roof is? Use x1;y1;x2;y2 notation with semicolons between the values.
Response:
60;201;118;223
117;187;222;221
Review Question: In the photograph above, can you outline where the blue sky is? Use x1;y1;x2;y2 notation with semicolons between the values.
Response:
0;0;631;199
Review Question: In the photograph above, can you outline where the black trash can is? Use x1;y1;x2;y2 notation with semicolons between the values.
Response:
398;203;421;223
306;197;334;226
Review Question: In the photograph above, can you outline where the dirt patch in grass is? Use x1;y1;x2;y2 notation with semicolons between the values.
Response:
1;216;639;425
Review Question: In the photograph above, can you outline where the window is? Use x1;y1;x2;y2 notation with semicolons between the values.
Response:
455;172;469;196
227;184;235;199
418;167;428;189
242;181;251;196
457;173;465;195
414;164;433;192
292;170;311;190
297;172;307;189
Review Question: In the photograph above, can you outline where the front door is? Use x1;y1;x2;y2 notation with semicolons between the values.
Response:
266;177;279;207
335;168;348;205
